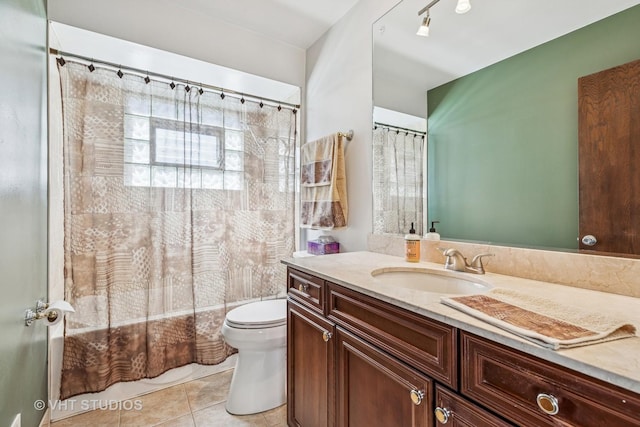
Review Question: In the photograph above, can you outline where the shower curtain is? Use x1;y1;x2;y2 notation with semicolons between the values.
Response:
57;60;297;399
372;127;424;235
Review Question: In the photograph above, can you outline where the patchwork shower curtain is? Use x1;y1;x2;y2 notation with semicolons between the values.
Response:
57;60;297;399
372;127;424;235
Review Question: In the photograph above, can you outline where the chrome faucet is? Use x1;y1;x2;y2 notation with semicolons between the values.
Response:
438;248;494;274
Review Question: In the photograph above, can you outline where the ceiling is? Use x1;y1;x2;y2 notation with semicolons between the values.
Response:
374;0;640;91
49;0;361;50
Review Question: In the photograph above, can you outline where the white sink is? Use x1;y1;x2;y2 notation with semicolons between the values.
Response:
370;267;492;295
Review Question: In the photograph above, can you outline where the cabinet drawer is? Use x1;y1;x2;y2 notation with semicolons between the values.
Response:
461;332;640;427
435;385;513;427
327;282;457;389
288;268;325;313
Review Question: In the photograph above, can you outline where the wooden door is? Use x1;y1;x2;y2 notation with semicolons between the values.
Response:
578;58;640;255
336;327;432;427
287;300;336;427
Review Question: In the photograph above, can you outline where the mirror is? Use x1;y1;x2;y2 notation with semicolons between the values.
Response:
373;0;640;253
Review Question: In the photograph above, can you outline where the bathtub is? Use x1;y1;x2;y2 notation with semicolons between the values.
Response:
48;317;237;421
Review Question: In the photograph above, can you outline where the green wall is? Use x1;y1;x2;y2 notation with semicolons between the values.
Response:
0;0;48;426
427;5;640;249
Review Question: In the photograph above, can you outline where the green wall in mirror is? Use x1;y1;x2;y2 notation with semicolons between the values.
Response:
427;5;640;250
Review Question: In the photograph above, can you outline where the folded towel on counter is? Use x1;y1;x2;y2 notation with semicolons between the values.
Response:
300;134;348;229
441;288;637;350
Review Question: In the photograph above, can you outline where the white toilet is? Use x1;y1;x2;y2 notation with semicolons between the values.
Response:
221;299;287;415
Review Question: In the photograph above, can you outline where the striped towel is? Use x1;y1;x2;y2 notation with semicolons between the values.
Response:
300;133;348;229
442;288;636;350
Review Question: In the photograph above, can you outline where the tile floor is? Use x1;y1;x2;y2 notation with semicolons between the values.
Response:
48;369;286;427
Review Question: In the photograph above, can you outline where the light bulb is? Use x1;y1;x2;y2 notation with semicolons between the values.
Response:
455;0;471;14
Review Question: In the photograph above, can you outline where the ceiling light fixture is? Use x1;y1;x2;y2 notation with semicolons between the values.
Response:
455;0;471;14
417;0;472;37
416;14;431;37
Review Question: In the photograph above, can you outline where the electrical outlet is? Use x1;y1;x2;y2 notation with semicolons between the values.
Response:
11;413;21;427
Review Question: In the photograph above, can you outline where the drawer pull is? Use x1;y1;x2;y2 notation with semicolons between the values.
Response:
297;283;309;293
322;331;332;342
410;389;425;405
536;393;559;415
434;406;451;424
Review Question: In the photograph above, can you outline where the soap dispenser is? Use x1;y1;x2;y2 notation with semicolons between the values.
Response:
425;221;440;241
404;222;421;263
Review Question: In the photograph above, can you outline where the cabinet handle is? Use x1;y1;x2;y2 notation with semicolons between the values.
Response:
409;389;425;405
536;393;559;415
322;331;332;342
297;283;309;293
434;406;451;424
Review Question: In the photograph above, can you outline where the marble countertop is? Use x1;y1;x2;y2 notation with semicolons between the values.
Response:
282;251;640;395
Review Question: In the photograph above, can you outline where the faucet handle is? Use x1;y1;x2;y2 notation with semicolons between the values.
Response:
437;247;461;257
470;253;494;268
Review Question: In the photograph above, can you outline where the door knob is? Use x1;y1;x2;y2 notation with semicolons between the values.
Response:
581;235;597;246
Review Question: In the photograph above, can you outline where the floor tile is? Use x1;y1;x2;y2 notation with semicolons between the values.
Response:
153;413;196;427
120;384;191;427
263;404;286;427
50;406;119;427
192;402;268;427
50;369;285;427
184;369;233;412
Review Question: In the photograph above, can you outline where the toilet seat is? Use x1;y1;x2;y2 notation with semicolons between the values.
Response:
225;299;287;329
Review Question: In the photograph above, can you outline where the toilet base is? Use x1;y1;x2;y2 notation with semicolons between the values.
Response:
225;347;286;415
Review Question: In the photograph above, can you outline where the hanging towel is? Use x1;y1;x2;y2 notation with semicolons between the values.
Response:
441;288;637;350
300;133;348;229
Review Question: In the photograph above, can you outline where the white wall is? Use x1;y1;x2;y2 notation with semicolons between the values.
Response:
48;0;306;88
305;0;400;252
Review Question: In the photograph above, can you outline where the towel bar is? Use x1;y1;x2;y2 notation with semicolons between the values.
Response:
339;130;354;141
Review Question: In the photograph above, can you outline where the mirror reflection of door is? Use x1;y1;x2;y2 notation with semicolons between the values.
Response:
578;58;640;256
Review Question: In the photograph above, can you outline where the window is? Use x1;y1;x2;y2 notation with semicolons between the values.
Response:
123;97;245;190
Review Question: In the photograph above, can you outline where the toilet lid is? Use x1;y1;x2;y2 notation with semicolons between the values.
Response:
225;299;287;329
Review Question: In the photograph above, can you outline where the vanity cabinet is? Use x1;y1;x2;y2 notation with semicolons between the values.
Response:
286;267;640;427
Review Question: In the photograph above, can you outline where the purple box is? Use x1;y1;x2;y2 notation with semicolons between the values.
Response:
307;240;340;255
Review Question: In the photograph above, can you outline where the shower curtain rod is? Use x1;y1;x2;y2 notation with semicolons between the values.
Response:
374;122;426;136
50;48;301;110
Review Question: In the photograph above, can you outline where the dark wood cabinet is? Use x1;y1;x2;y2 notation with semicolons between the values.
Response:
287;299;335;427
286;267;640;427
336;327;433;427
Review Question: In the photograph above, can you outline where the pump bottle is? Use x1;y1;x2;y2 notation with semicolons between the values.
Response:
425;221;440;241
404;222;421;262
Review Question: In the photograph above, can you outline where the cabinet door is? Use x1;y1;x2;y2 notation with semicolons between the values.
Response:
287;299;336;427
336;327;433;427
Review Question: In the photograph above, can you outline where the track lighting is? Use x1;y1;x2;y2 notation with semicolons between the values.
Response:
416;14;431;37
417;0;472;37
455;0;471;14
